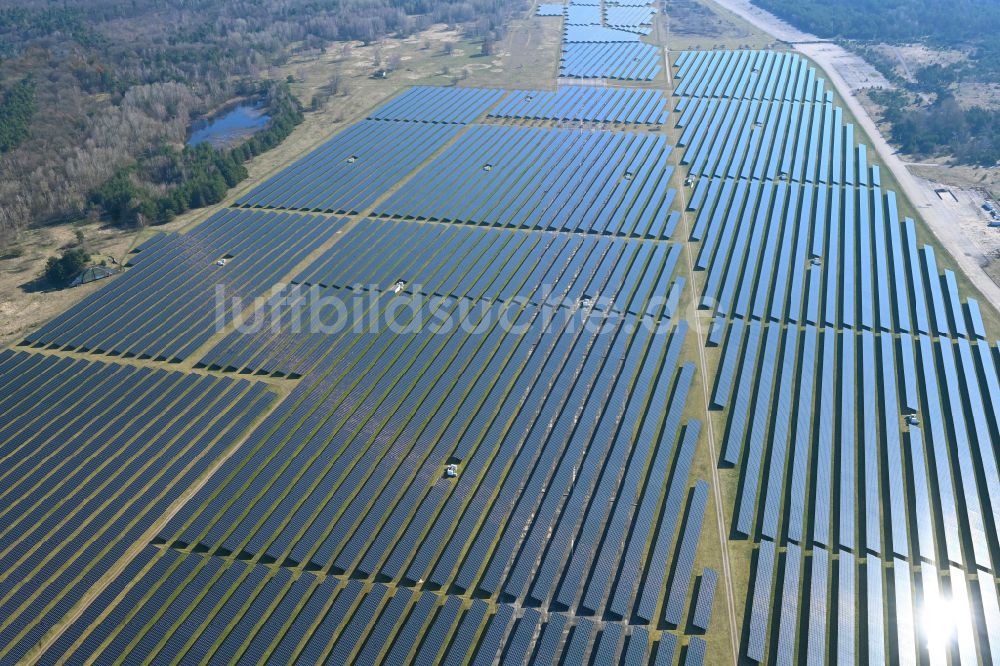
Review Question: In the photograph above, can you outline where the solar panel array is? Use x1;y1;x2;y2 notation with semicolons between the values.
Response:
673;49;1000;663
200;221;685;377
165;301;699;618
24;209;346;362
489;86;668;124
12;40;723;659
32;235;715;661
235;120;462;213
13;11;997;658
537;3;565;16
561;41;662;80
374;124;678;238
537;0;663;80
290;219;684;312
0;351;275;664
604;5;656;33
366;86;505;124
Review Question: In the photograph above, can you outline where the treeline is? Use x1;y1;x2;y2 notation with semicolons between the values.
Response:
751;0;1000;46
0;78;35;152
90;82;303;227
871;89;1000;165
89;146;247;228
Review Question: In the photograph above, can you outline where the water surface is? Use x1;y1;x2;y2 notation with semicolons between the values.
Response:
187;103;269;148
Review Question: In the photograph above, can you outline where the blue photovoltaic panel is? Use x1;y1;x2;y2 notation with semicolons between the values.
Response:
691;568;717;631
684;637;707;666
489;86;668;124
367;86;504;124
747;540;776;662
236;120;461;213
375;125;677;239
25;209;346;361
561;42;662;80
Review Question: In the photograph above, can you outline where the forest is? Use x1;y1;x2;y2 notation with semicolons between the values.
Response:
0;0;525;248
754;0;1000;164
752;0;1000;45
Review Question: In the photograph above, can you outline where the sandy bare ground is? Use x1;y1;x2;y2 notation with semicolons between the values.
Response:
700;0;812;43
706;0;1000;312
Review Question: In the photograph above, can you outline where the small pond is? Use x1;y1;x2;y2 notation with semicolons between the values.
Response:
187;103;270;148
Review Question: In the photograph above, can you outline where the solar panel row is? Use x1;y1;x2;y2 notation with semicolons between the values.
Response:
366;86;505;124
489;85;668;124
50;546;685;664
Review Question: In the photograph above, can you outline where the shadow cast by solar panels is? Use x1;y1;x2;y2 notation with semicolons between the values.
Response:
23;209;348;362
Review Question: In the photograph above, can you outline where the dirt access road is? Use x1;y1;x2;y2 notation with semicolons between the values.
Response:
702;0;1000;312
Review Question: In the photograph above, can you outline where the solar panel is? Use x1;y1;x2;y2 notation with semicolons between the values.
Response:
691;568;718;632
747;540;776;662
